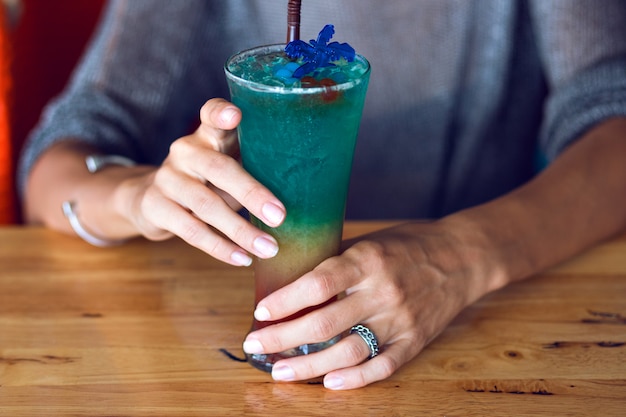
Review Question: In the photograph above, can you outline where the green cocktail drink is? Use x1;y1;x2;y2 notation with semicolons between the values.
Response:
225;43;370;372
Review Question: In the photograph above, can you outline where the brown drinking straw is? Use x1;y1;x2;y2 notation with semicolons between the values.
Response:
287;0;302;42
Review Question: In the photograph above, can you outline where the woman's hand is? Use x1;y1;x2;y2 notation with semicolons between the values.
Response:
242;220;499;389
117;98;286;266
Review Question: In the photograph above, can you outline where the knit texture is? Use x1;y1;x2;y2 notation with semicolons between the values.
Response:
18;0;626;219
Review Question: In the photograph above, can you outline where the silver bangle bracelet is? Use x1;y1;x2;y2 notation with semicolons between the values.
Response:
62;201;126;247
61;154;136;247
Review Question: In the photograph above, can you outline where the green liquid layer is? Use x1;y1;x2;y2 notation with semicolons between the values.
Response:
226;45;370;299
226;44;370;373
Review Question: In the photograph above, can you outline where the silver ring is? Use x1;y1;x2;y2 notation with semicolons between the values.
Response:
350;324;380;359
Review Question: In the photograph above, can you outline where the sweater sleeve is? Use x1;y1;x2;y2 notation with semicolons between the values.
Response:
17;0;228;198
529;0;626;160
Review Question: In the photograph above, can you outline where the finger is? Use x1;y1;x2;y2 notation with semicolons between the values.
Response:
200;98;242;131
253;254;358;322
142;191;254;266
168;139;286;228
198;153;285;227
244;294;373;355
323;338;416;390
156;167;279;260
270;332;373;382
198;99;241;154
170;171;278;259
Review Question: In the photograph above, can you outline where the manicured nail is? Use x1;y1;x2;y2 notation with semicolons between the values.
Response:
230;250;252;267
243;339;264;354
324;376;345;390
253;236;279;258
221;107;238;124
272;365;295;381
254;306;271;321
261;203;285;226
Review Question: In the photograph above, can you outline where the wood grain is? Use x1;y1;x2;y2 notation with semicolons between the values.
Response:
0;224;625;416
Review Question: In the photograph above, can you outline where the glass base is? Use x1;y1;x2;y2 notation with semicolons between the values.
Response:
246;336;341;373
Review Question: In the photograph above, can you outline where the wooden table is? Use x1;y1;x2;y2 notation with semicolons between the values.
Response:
1;223;625;416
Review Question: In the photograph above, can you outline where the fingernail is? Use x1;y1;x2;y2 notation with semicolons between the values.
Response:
230;250;252;267
221;107;238;124
261;203;285;226
243;339;264;354
272;365;295;381
324;376;345;390
253;236;279;258
254;306;271;321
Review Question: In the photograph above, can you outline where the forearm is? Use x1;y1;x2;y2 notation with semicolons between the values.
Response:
445;117;626;293
24;140;153;240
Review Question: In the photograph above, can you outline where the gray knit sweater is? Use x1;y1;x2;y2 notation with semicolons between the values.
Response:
18;0;626;219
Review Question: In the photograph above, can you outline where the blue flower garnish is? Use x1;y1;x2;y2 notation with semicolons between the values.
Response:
285;24;356;79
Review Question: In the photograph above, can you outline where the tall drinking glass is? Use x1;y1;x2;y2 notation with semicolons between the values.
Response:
225;44;370;372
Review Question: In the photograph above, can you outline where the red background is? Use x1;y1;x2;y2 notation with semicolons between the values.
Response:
11;0;105;220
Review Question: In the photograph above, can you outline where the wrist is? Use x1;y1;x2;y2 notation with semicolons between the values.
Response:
73;164;153;242
62;200;127;247
110;167;156;238
435;209;521;299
